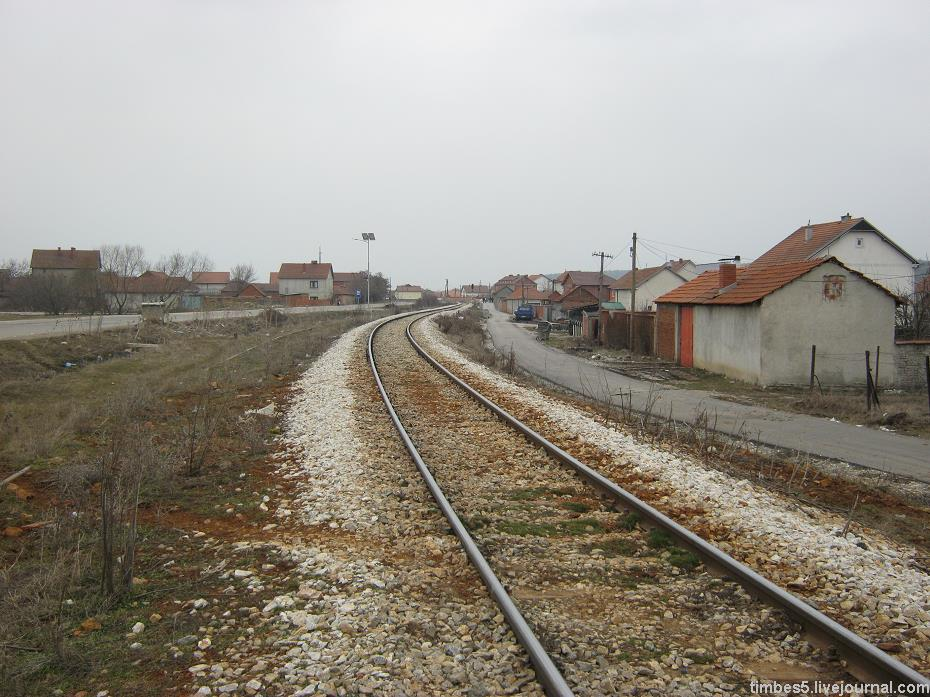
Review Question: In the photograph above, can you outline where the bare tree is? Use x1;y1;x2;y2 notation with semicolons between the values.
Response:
153;251;212;305
229;263;256;294
16;273;73;314
896;286;930;339
0;257;29;278
100;244;147;314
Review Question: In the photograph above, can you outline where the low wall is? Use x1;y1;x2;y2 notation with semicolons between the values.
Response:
895;340;930;389
600;310;655;354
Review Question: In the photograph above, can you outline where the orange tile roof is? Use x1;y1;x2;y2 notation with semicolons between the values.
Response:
557;270;606;287
31;248;101;270
754;216;916;266
656;257;898;305
505;286;550;301
278;262;333;280
609;264;686;290
753;218;867;265
192;271;230;284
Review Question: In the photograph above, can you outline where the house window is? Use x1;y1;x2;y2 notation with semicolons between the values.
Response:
823;274;845;301
309;280;319;288
855;237;864;247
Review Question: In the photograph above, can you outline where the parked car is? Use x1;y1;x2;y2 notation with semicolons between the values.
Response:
514;305;535;321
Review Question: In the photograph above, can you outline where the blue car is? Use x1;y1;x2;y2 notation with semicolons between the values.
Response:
514;305;535;321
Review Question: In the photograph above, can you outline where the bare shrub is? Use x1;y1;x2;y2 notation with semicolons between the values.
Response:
238;414;271;456
180;388;223;477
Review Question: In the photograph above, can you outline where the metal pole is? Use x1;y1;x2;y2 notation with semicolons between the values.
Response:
366;240;371;308
874;345;880;391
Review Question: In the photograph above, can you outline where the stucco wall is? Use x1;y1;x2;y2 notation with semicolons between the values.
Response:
614;269;687;311
279;275;333;299
759;262;897;386
819;231;915;295
693;304;762;383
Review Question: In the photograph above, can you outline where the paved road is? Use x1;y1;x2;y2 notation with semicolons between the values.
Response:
0;304;389;341
484;304;930;482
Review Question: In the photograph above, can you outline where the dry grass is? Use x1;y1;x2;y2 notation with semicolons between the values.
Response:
0;309;387;695
679;372;930;438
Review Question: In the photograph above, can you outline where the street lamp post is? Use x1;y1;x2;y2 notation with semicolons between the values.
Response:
360;233;375;309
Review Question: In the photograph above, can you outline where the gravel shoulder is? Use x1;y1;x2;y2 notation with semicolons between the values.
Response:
184;318;544;696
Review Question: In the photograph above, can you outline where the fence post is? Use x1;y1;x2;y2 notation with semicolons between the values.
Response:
809;344;816;391
865;350;872;411
874;345;880;391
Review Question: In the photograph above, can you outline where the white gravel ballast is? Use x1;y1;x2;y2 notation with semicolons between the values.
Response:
418;313;930;671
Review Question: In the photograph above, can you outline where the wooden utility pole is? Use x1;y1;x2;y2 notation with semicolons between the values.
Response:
809;345;816;391
629;232;638;351
592;251;612;343
925;355;929;417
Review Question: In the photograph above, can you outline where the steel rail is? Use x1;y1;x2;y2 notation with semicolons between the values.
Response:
368;311;575;697
406;312;930;688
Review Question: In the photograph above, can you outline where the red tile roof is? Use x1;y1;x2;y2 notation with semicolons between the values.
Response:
610;263;687;290
192;271;230;284
557;270;606;287
753;217;916;266
106;271;197;294
655;258;898;305
31;248;101;270
278;262;333;280
269;271;279;284
556;285;609;309
396;284;424;292
505;286;550;301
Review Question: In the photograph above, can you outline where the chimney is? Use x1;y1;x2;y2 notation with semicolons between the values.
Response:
841;212;852;221
70;246;75;256
718;263;737;288
310;259;318;264
804;226;813;242
57;246;61;251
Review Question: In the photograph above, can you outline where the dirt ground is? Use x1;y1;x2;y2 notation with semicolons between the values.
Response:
0;309;387;696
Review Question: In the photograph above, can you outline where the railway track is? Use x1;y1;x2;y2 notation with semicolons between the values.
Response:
368;308;929;696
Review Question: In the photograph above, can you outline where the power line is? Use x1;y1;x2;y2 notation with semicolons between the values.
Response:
637;237;736;259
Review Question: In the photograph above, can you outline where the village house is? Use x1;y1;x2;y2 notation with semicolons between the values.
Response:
491;276;536;313
333;272;365;305
104;270;201;313
654;258;898;387
461;283;489;300
551;285;610;331
277;261;334;305
191;271;230;295
30;247;101;279
554;270;609;296
500;286;552;317
609;260;695;311
395;284;424;302
754;214;917;295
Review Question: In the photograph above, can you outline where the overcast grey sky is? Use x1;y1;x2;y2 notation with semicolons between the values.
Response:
2;1;928;289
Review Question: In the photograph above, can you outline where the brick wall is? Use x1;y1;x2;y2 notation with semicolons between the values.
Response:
600;311;655;354
656;304;677;361
895;340;930;389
